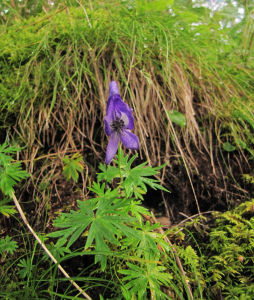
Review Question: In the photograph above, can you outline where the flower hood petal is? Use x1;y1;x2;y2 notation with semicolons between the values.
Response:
120;130;139;150
109;81;119;98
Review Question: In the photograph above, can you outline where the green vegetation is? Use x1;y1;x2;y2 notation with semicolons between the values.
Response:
0;0;253;299
179;198;254;299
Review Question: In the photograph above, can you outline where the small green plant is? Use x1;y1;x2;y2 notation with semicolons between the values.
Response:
0;235;18;256
0;143;29;196
62;152;84;182
17;258;34;279
0;143;38;297
49;148;178;298
0;143;28;260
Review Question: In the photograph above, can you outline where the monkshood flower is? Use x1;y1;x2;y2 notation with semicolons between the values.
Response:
104;81;139;164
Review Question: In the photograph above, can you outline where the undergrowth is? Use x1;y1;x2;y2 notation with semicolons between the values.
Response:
0;143;253;299
173;198;254;299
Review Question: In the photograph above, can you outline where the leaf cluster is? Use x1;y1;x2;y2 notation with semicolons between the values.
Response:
48;152;178;299
0;235;18;256
0;143;29;197
98;148;169;200
62;153;84;182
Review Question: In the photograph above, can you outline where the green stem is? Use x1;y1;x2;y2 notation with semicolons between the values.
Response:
117;146;123;186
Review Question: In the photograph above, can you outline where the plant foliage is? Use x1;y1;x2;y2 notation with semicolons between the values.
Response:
62;152;84;182
0;198;16;217
180;199;254;299
0;235;18;255
49;151;178;298
0;143;29;196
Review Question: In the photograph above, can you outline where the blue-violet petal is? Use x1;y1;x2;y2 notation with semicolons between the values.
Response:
106;132;120;164
109;81;119;98
120;130;139;150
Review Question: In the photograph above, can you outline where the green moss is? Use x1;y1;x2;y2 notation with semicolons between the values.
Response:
179;199;254;298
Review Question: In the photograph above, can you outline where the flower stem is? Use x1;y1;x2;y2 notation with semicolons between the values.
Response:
117;146;123;186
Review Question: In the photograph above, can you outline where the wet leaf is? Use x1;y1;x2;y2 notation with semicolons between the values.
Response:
167;110;186;128
223;142;236;152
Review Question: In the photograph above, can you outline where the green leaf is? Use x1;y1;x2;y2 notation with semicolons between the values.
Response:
119;261;172;299
18;258;34;279
125;199;150;223
0;143;30;196
98;163;120;182
98;154;169;200
0;235;18;255
89;181;106;197
0;198;17;217
84;196;137;250
42;242;71;262
223;142;236;152
62;153;84;182
135;222;163;259
122;162;170;200
167;110;186;128
122;220;169;261
48;187;137;270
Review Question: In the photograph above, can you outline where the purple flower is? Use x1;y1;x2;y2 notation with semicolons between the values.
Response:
104;81;139;164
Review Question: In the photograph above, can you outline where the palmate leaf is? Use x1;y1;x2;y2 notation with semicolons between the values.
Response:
48;184;137;270
62;153;84;182
48;199;96;247
89;181;108;197
0;162;29;196
125;199;151;223
134;221;163;259
98;163;120;182
0;198;16;217
119;262;172;300
98;149;169;200
122;220;170;261
42;241;71;262
0;143;29;196
18;258;34;279
122;162;170;200
0;235;18;255
97;148;136;183
85;195;138;269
